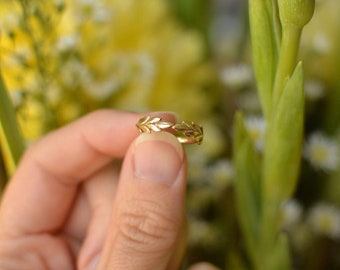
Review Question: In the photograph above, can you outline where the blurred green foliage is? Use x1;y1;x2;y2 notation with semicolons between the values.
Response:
1;0;340;269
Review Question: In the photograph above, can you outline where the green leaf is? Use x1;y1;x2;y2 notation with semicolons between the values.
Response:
264;234;292;270
233;111;261;267
263;62;304;203
249;0;278;118
0;72;25;173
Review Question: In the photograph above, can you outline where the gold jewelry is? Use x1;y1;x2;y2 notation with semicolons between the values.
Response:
136;116;203;145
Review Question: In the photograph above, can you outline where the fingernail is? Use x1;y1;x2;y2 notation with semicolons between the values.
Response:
87;254;100;270
133;132;183;185
150;111;179;122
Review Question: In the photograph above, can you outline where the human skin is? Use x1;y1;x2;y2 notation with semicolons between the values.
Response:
0;110;219;270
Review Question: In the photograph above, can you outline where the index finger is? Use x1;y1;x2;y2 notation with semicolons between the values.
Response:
0;110;175;236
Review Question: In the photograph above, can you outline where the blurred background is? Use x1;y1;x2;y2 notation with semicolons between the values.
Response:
0;0;340;268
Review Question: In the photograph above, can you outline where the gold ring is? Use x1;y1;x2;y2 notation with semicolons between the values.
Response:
136;116;203;145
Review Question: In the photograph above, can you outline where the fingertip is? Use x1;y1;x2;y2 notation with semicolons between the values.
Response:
148;111;179;122
188;262;222;270
133;132;184;186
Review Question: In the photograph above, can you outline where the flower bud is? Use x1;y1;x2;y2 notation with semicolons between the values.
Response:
278;0;315;28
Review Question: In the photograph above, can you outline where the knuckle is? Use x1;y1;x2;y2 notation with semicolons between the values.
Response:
117;199;179;253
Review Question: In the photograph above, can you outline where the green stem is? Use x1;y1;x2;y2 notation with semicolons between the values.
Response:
272;26;302;107
259;200;281;269
259;25;304;270
272;0;282;47
0;72;25;167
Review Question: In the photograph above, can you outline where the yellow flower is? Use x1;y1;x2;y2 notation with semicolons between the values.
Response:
0;0;216;145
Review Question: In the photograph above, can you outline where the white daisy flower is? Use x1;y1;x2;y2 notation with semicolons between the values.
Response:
207;159;234;189
84;77;122;100
304;132;339;171
55;35;79;53
313;32;332;54
244;115;266;152
5;46;32;68
9;89;24;107
307;202;340;239
220;64;253;90
305;79;325;100
281;199;303;230
60;59;92;88
188;218;219;247
0;12;19;36
74;0;112;23
134;53;156;86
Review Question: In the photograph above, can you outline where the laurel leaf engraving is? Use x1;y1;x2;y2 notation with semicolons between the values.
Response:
136;116;173;133
137;116;203;144
172;121;203;144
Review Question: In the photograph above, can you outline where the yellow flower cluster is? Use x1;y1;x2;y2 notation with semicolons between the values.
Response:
0;0;216;144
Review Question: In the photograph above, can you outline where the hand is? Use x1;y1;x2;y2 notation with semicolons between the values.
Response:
0;110;219;270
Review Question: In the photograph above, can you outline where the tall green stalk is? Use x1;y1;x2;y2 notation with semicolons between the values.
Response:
0;72;25;175
234;0;315;269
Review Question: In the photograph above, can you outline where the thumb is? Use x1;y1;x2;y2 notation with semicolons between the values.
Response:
97;131;187;270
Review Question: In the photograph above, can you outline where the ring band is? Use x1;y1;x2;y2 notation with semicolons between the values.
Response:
136;116;203;145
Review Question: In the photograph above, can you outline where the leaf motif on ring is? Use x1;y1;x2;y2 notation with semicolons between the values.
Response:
136;116;173;133
172;121;203;145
